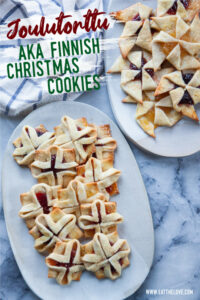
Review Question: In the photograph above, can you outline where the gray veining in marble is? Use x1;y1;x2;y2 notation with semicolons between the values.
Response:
1;84;200;300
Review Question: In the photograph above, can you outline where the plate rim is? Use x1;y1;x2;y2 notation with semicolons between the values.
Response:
105;0;200;158
1;99;155;299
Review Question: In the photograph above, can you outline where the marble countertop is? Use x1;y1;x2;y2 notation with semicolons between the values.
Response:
0;85;200;300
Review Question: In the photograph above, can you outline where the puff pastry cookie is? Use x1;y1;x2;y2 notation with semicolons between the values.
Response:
79;200;123;238
46;239;84;285
94;125;117;161
136;94;182;137
114;3;155;57
76;157;121;197
155;70;200;120
82;232;130;280
54;116;97;164
13;125;55;166
152;15;200;71
30;145;78;187
19;183;60;229
30;207;83;254
120;51;157;103
54;179;107;218
110;2;153;23
157;0;200;21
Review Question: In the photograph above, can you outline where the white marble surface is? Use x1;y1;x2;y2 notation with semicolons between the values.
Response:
1;85;200;300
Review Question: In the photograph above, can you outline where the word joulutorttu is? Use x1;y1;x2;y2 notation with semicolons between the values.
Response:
7;9;110;39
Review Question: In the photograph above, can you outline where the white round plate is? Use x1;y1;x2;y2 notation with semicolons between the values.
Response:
2;100;154;300
105;0;200;157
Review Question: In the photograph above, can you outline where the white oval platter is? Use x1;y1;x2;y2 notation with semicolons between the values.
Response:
2;100;154;300
105;0;200;157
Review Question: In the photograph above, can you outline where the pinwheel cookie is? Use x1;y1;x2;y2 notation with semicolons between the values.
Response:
136;94;182;137
152;15;200;70
53;179;107;218
82;232;130;280
94;124;117;160
157;0;200;21
108;51;173;104
120;51;157;103
19;183;60;229
46;239;84;285
30;145;78;187
13;125;55;166
78;200;123;238
76;157;121;197
155;70;200;120
30;207;83;254
54;115;97;164
108;51;155;102
110;3;158;57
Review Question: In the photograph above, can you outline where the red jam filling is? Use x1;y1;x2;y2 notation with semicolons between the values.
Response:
178;73;194;105
36;128;45;137
129;57;147;81
41;154;65;178
83;145;88;151
182;73;193;84
36;192;50;214
110;264;116;273
167;0;189;14
97;203;102;223
106;185;114;195
181;0;189;8
53;247;77;271
167;1;178;14
145;68;154;78
129;63;139;71
179;90;194;105
25;128;30;138
132;13;141;21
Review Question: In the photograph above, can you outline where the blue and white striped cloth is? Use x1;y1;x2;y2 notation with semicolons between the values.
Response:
0;0;104;116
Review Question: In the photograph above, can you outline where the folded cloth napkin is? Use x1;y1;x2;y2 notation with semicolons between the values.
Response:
0;0;104;116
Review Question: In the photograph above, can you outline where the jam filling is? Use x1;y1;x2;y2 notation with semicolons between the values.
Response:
182;73;193;84
106;185;114;195
97;203;102;223
51;246;77;272
119;258;123;266
36;128;45;137
25;128;30;138
53;249;76;273
92;152;97;158
41;154;67;178
167;0;177;14
110;264;116;274
181;0;189;8
179;90;194;105
132;13;141;21
129;57;147;81
129;63;139;71
167;0;189;14
145;68;154;78
46;222;68;238
178;73;194;105
36;192;50;214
